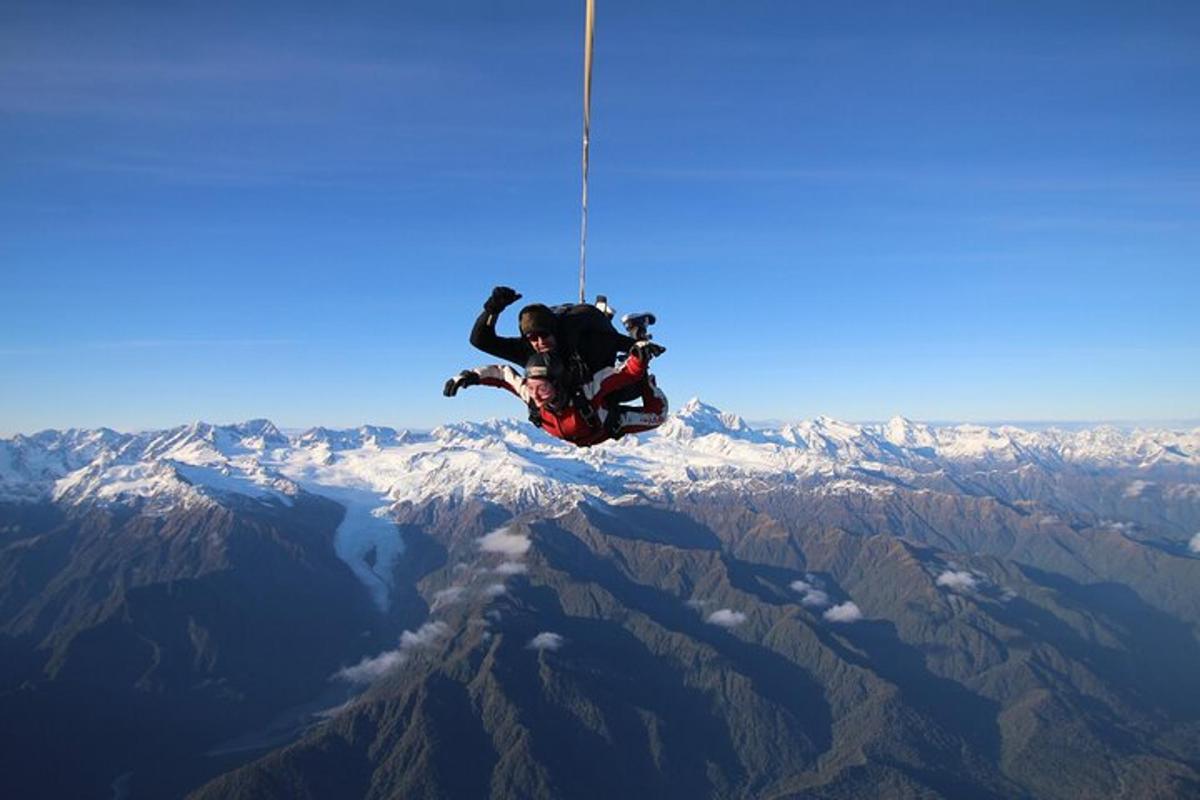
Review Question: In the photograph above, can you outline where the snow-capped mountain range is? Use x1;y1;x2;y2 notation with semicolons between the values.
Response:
4;399;1197;608
7;403;1200;799
4;399;1197;510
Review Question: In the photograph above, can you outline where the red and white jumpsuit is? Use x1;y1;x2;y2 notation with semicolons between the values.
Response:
470;353;668;447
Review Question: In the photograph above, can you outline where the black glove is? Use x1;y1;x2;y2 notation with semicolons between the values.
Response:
483;286;522;314
630;341;666;362
443;370;481;397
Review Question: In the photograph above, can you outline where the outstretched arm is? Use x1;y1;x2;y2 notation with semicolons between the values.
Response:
444;364;531;404
469;287;530;367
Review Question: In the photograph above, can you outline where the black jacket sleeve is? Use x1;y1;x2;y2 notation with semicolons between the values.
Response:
469;308;531;367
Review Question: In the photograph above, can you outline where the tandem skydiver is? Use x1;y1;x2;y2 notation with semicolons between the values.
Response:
444;285;669;446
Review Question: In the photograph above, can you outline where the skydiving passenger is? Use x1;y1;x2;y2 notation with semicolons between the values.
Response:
461;284;666;436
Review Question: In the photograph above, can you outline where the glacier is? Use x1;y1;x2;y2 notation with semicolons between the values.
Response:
3;398;1198;606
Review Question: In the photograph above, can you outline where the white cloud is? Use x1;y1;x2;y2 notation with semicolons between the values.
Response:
789;578;830;608
494;561;528;576
527;632;565;651
399;621;449;649
1189;532;1200;554
335;621;449;684
706;609;747;627
481;583;507;598
1124;480;1153;498
800;589;830;607
936;570;980;592
823;602;863;623
335;649;406;684
431;586;464;609
478;526;531;557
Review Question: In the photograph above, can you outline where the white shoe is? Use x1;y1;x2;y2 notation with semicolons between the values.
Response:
621;312;656;340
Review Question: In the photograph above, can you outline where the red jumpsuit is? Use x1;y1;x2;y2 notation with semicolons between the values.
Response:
471;354;668;447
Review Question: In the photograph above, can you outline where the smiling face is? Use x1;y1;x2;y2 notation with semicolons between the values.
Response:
526;377;557;408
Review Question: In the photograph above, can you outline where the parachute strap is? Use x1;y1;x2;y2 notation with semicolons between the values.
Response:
571;387;601;430
527;401;544;428
578;0;595;303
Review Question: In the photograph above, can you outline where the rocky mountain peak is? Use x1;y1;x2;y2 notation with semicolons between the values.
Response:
664;397;754;439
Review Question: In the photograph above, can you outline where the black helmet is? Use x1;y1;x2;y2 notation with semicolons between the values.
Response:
524;352;564;381
518;304;557;338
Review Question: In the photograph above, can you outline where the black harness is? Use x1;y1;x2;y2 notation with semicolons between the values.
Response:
565;351;601;429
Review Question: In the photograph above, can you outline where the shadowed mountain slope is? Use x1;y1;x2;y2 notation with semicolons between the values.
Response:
1;411;1198;798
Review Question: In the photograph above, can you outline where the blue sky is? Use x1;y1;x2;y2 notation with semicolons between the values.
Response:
3;0;1198;434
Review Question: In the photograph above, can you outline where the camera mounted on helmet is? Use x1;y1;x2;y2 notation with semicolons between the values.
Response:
524;352;564;382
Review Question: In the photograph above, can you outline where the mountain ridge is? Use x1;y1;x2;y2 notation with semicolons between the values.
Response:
5;401;1198;612
2;402;1199;798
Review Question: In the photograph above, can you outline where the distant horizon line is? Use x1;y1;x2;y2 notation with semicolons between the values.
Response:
746;418;1200;432
4;410;1199;439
